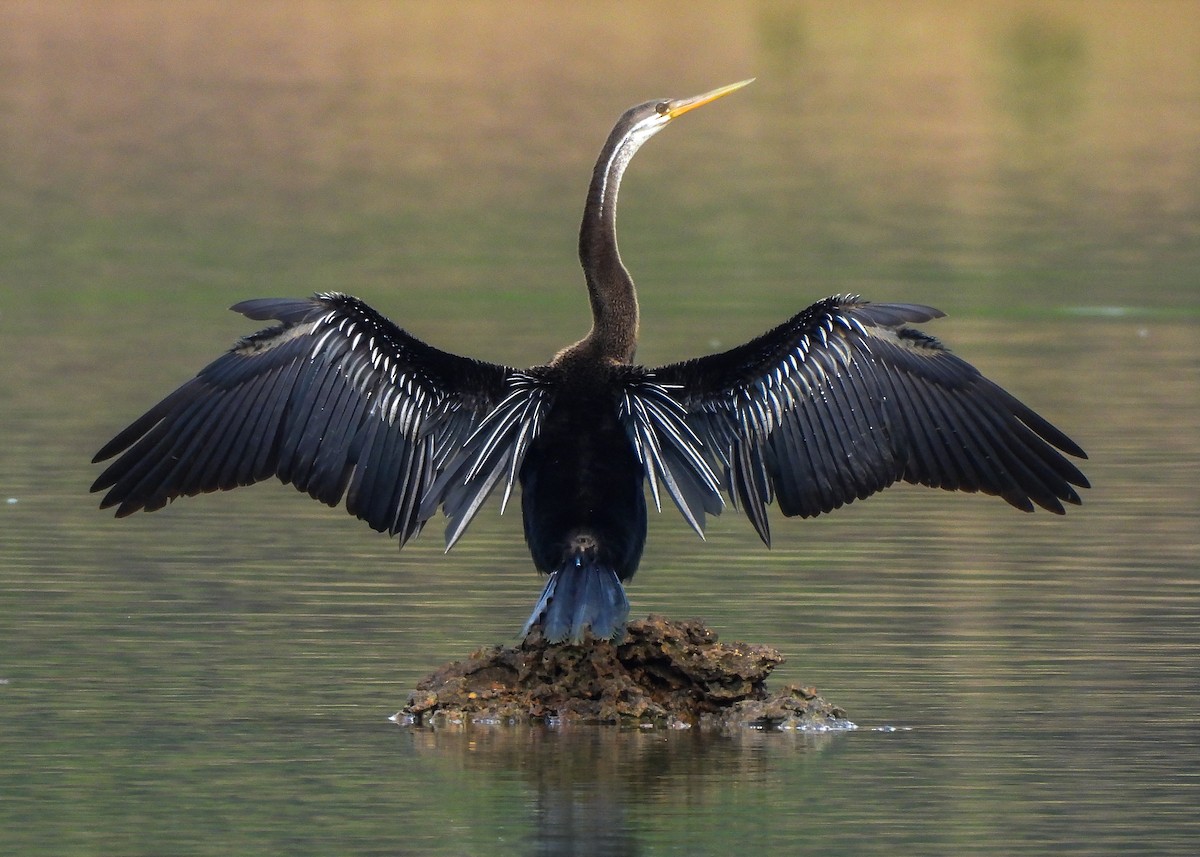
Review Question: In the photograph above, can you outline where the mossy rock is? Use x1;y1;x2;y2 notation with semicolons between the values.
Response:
400;615;853;731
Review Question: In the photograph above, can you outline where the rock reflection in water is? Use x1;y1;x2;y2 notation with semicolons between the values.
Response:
402;723;844;856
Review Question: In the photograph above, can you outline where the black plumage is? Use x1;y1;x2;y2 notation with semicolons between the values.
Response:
93;80;1088;642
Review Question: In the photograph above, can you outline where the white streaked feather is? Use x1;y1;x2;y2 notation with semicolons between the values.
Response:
618;375;724;536
433;371;548;540
310;325;340;357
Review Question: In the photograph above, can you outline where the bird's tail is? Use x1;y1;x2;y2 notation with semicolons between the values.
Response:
521;553;630;644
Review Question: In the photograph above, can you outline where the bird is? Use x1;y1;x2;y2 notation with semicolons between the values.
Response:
92;79;1089;644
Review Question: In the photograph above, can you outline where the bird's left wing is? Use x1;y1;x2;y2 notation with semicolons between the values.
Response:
92;292;514;547
649;295;1089;545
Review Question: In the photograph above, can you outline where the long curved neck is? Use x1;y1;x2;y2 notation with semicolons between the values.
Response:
575;125;642;364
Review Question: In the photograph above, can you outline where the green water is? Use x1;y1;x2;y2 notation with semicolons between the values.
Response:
3;2;1198;855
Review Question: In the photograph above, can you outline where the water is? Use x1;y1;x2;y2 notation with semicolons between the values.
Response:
2;2;1199;854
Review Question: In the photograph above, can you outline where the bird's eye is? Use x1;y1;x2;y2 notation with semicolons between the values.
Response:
655;101;670;116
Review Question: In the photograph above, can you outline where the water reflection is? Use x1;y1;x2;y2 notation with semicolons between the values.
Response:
403;724;841;856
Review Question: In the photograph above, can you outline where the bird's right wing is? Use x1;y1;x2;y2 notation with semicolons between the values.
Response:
92;292;513;547
651;295;1090;545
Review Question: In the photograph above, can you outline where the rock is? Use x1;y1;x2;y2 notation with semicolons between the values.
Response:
398;615;853;731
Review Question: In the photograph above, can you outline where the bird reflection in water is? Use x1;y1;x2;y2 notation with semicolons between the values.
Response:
92;80;1088;643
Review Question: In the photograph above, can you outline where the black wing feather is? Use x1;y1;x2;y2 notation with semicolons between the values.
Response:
652;295;1089;544
92;292;511;547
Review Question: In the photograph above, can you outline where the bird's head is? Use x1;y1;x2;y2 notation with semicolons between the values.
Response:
615;78;755;149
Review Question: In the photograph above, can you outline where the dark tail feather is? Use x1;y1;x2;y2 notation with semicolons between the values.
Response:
521;554;630;644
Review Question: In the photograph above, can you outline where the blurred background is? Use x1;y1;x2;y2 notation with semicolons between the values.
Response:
2;2;1197;855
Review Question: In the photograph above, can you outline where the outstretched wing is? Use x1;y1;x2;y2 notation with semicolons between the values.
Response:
650;295;1090;545
616;371;725;538
92;292;511;546
419;370;552;551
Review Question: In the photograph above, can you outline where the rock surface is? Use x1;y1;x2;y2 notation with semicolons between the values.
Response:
399;615;853;731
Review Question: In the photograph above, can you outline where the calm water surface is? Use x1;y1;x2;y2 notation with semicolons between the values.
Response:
2;2;1198;855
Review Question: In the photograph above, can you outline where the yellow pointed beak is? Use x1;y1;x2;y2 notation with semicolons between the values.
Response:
666;78;755;120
